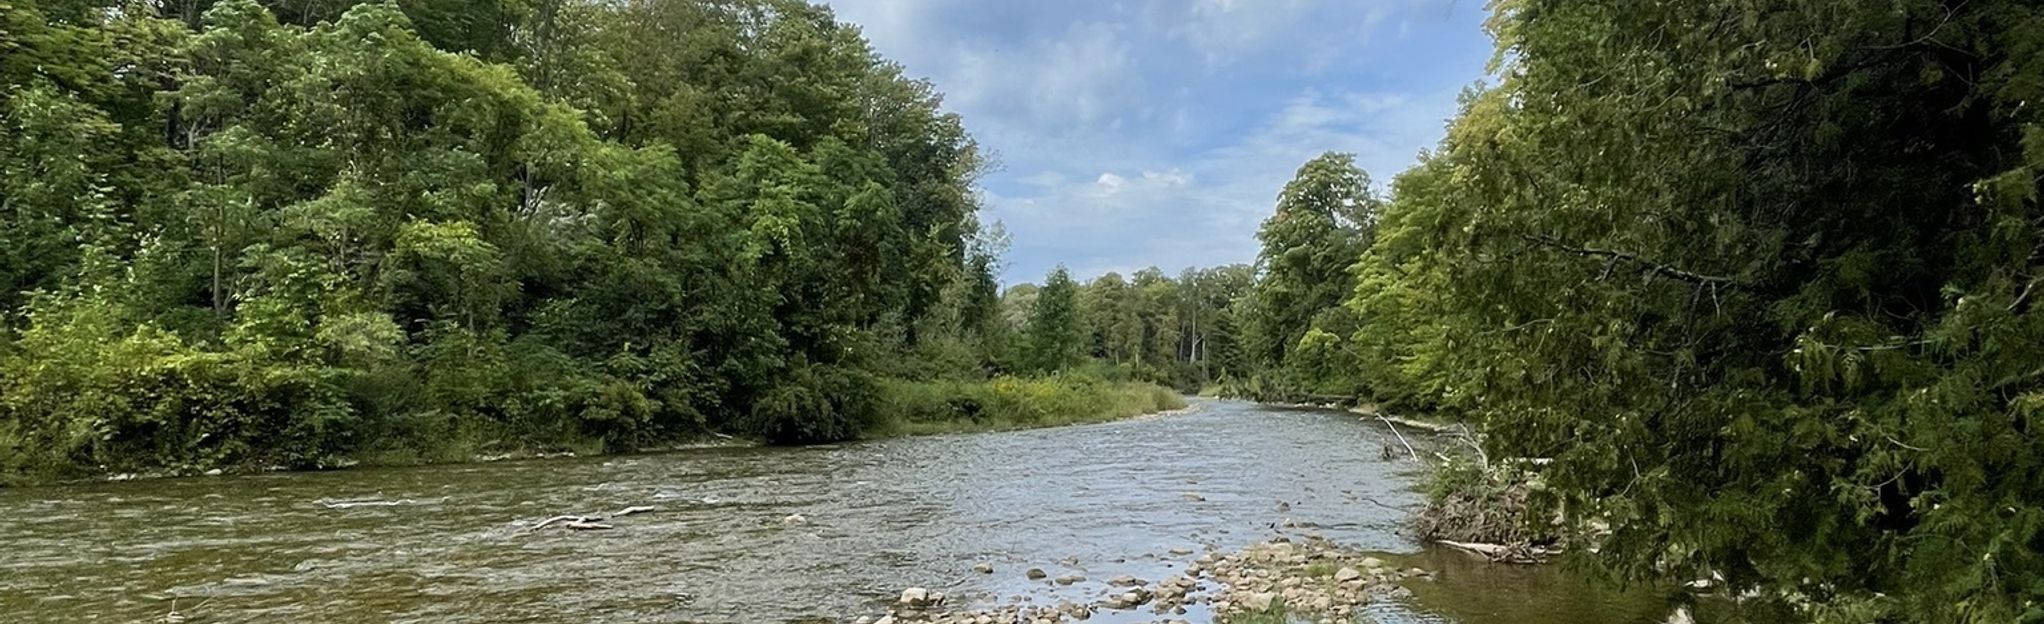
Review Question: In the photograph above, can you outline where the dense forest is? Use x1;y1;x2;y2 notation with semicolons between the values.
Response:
0;0;1202;481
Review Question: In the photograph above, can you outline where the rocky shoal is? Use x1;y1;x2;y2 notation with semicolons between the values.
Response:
853;535;1431;624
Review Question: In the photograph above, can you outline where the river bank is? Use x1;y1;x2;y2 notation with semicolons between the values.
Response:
21;377;1187;487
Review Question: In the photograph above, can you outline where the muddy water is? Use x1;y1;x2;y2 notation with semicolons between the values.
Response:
0;400;1673;623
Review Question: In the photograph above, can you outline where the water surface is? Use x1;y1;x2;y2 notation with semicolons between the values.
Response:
0;400;1671;623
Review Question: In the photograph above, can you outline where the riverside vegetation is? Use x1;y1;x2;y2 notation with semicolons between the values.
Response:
6;0;2044;623
0;0;1192;484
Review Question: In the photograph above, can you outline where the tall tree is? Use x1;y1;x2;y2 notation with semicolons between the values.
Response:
1242;152;1377;380
1025;267;1087;373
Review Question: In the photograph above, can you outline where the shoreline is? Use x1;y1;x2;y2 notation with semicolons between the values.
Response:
31;381;1193;488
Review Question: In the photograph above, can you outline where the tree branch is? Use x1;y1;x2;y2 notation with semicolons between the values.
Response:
1524;234;1747;288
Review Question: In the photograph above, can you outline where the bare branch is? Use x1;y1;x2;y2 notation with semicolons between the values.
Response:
1378;415;1421;462
1525;234;1747;288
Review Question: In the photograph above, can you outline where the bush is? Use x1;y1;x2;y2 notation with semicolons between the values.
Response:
747;363;881;444
0;292;354;480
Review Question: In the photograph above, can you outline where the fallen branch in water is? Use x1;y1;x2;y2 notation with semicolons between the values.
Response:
1377;415;1420;461
529;515;595;531
610;505;656;518
319;498;407;510
1357;495;1418;514
1438;540;1553;564
527;505;659;532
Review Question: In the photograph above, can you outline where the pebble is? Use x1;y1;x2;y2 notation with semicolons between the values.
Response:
852;537;1422;624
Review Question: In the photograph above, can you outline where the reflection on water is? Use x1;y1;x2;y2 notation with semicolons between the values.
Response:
1389;546;1676;624
0;400;1674;623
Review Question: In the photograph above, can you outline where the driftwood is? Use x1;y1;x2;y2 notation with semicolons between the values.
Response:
526;505;659;532
1438;540;1553;564
1377;415;1421;461
528;515;596;531
318;499;408;510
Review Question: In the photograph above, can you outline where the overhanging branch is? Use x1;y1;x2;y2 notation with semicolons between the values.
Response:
1525;234;1748;289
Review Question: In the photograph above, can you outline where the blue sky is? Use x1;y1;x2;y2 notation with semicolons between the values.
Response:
822;0;1495;285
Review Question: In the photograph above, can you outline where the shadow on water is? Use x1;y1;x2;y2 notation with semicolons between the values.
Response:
0;400;1683;623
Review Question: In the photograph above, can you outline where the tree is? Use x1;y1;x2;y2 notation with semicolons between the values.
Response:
1241;152;1378;392
1348;0;2044;619
1080;272;1141;366
1025;267;1087;373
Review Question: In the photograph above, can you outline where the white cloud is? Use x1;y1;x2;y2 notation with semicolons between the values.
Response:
821;0;1491;283
956;21;1142;127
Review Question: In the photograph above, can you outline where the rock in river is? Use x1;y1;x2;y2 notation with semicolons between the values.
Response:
899;587;940;608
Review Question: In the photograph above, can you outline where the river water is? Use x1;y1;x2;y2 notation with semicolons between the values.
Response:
0;400;1676;623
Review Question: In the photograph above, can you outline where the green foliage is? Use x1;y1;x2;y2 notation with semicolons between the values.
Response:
1336;0;2044;620
1024;266;1089;373
0;0;1001;477
1218;152;1380;401
872;374;1185;437
999;262;1253;390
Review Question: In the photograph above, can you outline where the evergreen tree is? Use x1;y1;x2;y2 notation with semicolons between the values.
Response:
1025;267;1087;373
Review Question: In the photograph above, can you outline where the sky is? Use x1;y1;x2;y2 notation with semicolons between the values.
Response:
821;0;1496;285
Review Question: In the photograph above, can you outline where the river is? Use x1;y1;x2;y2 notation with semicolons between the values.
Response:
0;399;1676;623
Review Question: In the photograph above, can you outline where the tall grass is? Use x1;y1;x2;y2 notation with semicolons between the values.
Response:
871;374;1188;437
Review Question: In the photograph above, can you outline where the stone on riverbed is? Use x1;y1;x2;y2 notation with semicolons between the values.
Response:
1054;573;1084;585
853;537;1423;624
972;562;993;574
899;587;940;608
1025;567;1047;580
1239;591;1277;611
